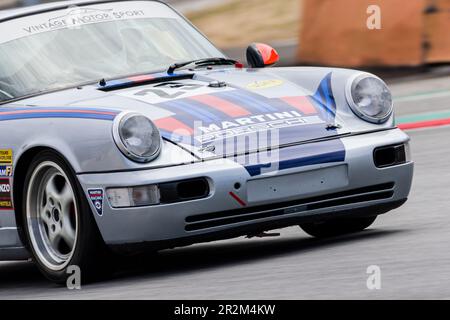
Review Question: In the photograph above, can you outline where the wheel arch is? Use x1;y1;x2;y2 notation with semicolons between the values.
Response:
13;146;85;246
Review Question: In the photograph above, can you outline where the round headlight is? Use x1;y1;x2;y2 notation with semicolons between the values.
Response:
346;74;393;123
113;112;162;163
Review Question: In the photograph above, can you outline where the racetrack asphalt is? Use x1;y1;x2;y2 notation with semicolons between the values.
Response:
1;74;450;299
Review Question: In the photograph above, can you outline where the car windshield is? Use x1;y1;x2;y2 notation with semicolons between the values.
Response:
0;1;224;102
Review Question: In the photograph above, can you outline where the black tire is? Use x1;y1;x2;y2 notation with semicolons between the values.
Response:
22;150;109;284
300;216;377;238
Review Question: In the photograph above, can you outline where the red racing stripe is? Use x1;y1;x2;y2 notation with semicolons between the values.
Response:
154;117;194;135
398;118;450;130
127;75;155;82
281;96;317;115
189;94;251;117
229;191;247;207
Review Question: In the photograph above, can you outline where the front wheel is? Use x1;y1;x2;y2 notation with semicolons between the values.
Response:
23;151;108;284
300;216;377;238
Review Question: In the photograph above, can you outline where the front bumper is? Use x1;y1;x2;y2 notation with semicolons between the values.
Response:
78;128;413;250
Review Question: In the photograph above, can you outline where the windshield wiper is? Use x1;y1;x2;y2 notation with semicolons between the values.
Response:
167;57;237;74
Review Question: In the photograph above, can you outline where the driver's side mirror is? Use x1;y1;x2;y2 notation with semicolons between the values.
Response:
246;43;280;68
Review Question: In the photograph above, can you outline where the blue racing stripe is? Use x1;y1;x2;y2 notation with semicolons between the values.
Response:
216;90;275;113
173;99;223;122
158;100;217;123
232;90;279;112
238;138;346;176
311;73;337;122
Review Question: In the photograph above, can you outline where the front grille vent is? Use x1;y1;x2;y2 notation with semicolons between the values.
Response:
185;183;395;231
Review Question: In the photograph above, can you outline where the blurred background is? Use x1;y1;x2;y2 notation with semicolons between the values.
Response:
1;0;450;73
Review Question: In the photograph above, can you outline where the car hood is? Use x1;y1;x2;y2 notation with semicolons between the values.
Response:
13;67;393;160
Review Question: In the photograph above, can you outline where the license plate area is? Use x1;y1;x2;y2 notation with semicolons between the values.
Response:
247;165;349;203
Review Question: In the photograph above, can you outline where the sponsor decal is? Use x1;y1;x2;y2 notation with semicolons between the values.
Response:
0;180;11;196
0;178;13;210
0;149;12;165
196;112;324;144
0;165;13;177
247;79;284;90
88;189;104;216
0;200;12;210
0;150;13;177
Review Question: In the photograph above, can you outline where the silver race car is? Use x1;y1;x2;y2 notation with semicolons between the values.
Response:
0;0;413;283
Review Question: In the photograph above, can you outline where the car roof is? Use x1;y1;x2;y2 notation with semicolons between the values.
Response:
0;0;164;22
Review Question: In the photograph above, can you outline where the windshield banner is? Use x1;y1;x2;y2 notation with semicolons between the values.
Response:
0;1;178;44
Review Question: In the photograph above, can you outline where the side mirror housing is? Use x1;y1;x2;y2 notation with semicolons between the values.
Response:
246;43;280;68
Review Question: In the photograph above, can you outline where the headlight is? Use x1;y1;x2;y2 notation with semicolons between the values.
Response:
346;74;393;124
113;112;162;163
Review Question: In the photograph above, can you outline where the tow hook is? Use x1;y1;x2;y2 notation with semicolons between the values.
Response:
246;232;281;239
